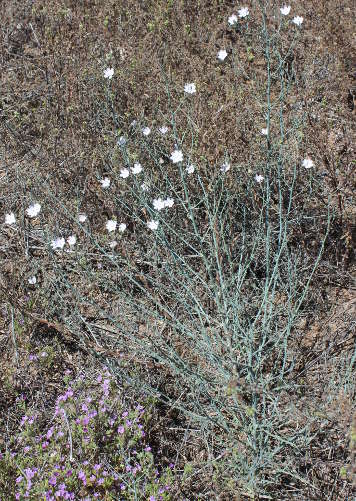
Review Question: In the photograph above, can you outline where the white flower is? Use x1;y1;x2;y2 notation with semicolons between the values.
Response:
142;127;151;136
109;240;118;249
170;149;183;163
51;237;65;250
106;219;117;232
26;202;41;218
255;174;264;183
104;67;114;79
184;83;196;94
28;276;37;285
302;158;314;169
159;158;164;164
280;5;291;16
159;126;168;134
147;220;159;230
141;183;149;191
130;120;137;128
118;136;127;146
118;223;126;233
238;7;249;18
186;164;195;174
120;168;130;179
217;49;228;61
67;235;77;246
220;162;231;173
153;198;166;211
100;177;110;188
131;163;143;174
78;213;87;223
164;197;174;208
228;14;238;25
261;128;269;136
5;212;16;225
293;16;303;26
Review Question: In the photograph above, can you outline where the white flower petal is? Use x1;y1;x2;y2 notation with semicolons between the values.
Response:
131;163;143;175
120;168;130;179
280;5;291;16
159;126;169;134
142;127;151;136
109;240;118;249
302;158;314;169
104;67;114;79
118;136;127;146
147;220;159;230
255;174;264;183
220;162;231;173
51;237;66;250
217;49;228;61
26;203;41;218
238;7;249;18
78;214;87;223
186;164;195;174
118;223;126;233
164;197;174;208
100;177;110;188
170;149;183;164
228;14;238;25
5;212;16;225
67;235;77;246
261;128;269;136
106;220;117;232
28;276;37;285
184;83;196;94
153;198;166;211
292;16;303;26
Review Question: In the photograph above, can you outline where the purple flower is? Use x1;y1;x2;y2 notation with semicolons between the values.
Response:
24;467;36;480
169;463;174;469
66;470;73;477
82;416;90;426
126;419;132;427
120;483;126;491
117;425;125;434
97;478;104;485
42;441;49;449
78;470;86;483
20;415;28;426
46;427;54;440
93;464;101;472
149;496;156;501
81;404;88;412
16;476;23;484
49;475;57;486
122;411;128;418
145;446;152;452
23;446;31;453
89;475;96;482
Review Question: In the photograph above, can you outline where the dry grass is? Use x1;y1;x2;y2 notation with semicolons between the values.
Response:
1;1;355;499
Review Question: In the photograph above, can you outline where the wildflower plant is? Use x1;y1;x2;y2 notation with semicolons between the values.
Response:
0;371;174;500
1;1;354;499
